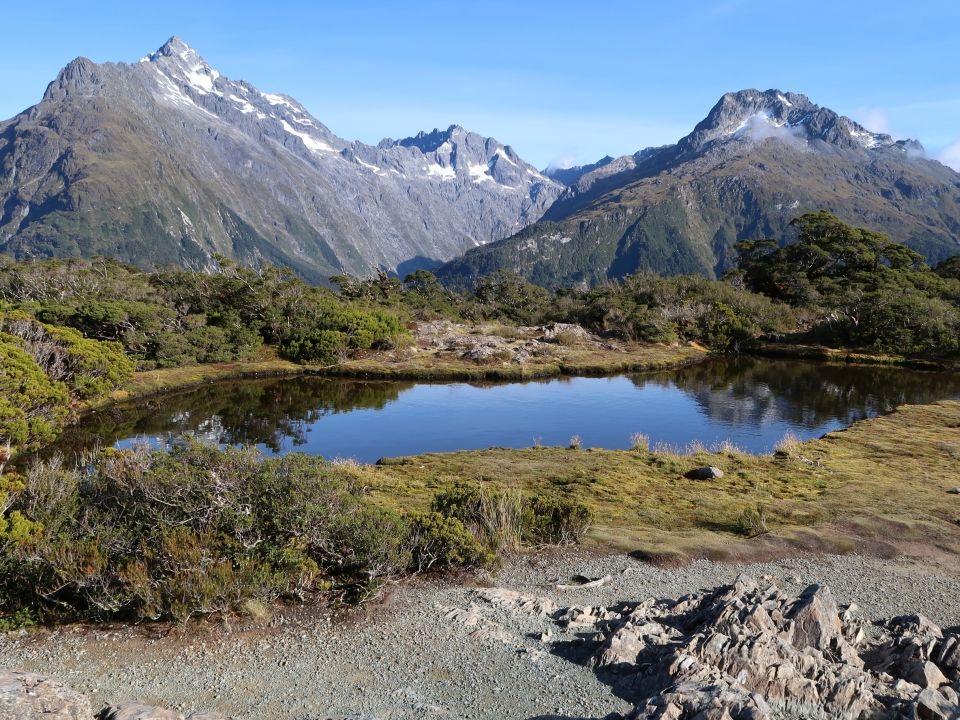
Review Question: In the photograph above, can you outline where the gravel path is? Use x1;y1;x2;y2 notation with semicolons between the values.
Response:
2;551;959;720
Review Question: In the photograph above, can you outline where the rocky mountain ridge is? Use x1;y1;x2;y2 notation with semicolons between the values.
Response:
444;89;960;287
0;37;562;281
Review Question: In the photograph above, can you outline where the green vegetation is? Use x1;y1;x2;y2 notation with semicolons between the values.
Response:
0;444;591;624
0;256;409;452
1;210;958;629
334;267;797;350
0;256;409;371
0;313;132;455
736;211;960;359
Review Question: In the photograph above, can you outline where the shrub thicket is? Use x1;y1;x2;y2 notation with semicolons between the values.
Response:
0;449;590;625
0;313;132;454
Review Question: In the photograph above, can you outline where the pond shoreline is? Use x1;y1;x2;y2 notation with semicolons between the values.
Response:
83;341;709;413
85;339;957;418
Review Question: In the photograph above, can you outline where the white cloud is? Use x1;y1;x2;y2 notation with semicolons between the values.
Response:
546;155;579;171
856;107;891;135
938;138;960;170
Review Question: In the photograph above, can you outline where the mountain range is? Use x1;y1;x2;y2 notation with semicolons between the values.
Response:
439;89;960;287
1;41;958;287
0;38;562;281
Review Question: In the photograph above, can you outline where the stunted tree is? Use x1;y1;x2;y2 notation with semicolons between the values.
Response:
736;211;959;355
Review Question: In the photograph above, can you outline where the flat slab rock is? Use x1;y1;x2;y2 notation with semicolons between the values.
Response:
0;671;229;720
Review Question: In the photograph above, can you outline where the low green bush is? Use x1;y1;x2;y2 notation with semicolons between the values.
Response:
2;444;416;622
523;495;592;544
406;511;492;571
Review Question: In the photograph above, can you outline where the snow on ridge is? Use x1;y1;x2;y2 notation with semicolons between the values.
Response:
849;127;880;149
280;119;334;154
776;93;792;107
262;92;297;110
468;162;493;183
494;147;518;166
425;163;456;180
152;68;217;118
229;94;256;114
183;63;218;94
356;157;384;174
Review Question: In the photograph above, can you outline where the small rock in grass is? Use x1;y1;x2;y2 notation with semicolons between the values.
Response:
683;466;724;480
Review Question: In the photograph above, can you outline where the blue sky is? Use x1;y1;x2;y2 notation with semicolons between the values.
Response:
2;0;959;169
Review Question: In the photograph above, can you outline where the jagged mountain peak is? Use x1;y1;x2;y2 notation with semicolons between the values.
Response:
680;88;898;153
155;36;196;57
380;125;555;190
141;36;209;69
1;38;563;280
42;56;104;101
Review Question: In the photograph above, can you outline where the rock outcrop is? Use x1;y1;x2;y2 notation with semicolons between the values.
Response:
546;574;960;719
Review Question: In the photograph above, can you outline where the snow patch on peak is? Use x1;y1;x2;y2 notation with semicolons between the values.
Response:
469;163;493;183
425;163;456;180
356;158;384;175
494;147;517;167
262;93;297;110
229;94;256;114
280;119;333;154
183;63;219;94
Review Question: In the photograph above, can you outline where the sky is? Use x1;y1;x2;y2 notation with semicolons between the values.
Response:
1;0;959;170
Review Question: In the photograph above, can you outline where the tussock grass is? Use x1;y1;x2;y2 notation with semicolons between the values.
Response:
774;431;802;457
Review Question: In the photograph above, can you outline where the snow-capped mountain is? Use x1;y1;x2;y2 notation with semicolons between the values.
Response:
0;37;562;280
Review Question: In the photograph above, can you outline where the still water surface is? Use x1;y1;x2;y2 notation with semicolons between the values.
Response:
47;357;960;462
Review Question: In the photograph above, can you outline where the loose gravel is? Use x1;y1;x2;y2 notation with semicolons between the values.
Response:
2;551;959;720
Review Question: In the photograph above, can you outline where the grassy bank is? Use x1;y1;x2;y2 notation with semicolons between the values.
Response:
753;342;959;371
359;399;960;565
84;358;312;410
326;342;706;381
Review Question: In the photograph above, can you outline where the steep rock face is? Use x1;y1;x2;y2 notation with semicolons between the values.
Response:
442;89;960;287
0;37;562;281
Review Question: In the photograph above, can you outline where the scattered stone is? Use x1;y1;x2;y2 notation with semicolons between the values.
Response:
947;487;960;494
903;660;949;689
915;687;958;720
683;466;725;480
474;588;558;616
99;705;184;720
537;322;593;344
556;574;612;591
